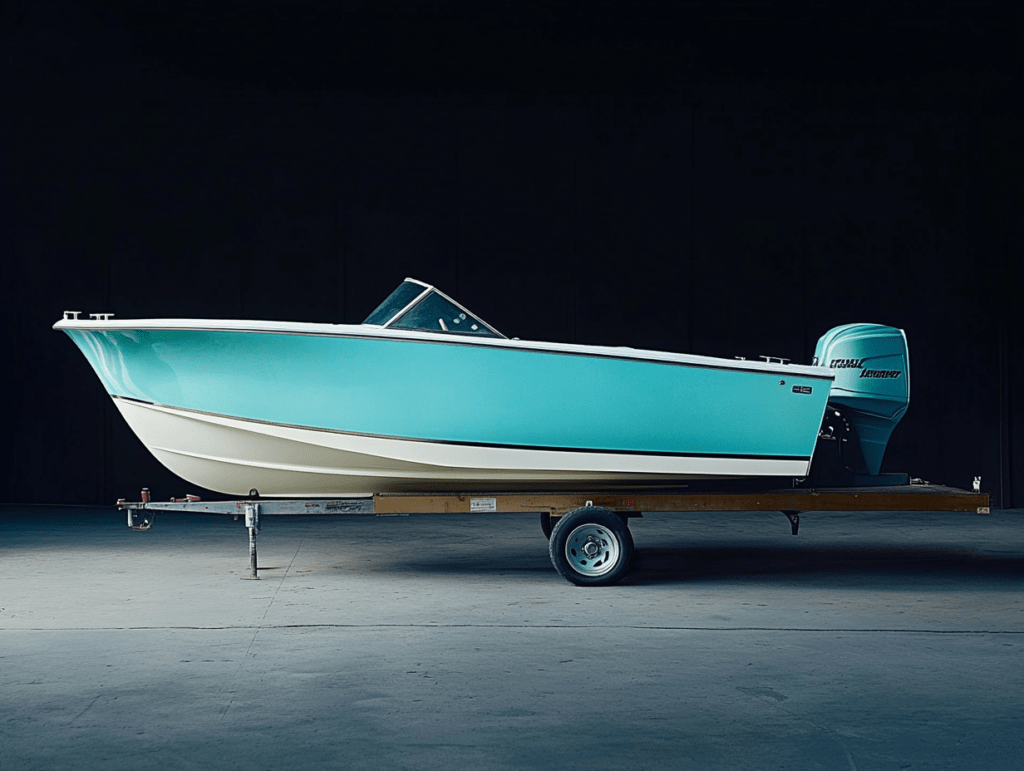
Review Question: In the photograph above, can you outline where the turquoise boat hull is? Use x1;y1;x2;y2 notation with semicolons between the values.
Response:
55;319;836;496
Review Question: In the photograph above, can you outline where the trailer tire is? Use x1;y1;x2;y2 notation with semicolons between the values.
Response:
549;506;633;586
540;512;554;539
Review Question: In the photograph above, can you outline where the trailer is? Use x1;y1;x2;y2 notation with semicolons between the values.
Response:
118;481;990;586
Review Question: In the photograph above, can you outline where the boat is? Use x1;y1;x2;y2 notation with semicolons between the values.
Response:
54;278;910;497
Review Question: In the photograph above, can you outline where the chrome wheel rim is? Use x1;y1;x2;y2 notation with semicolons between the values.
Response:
564;524;621;577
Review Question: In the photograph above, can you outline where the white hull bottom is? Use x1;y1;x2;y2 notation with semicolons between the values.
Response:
114;399;811;497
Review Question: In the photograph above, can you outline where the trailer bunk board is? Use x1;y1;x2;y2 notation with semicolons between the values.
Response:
371;484;987;516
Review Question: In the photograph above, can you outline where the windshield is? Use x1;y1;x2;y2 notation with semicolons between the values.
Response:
362;279;505;338
362;280;429;326
392;292;500;337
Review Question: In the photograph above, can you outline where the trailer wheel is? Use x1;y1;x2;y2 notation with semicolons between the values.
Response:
540;512;554;539
549;506;633;586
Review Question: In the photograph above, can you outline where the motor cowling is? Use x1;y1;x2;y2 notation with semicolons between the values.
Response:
814;324;910;476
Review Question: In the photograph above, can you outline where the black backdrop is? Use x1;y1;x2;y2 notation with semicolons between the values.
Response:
4;1;1022;506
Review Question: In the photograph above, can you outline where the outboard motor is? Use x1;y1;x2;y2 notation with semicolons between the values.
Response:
814;324;910;476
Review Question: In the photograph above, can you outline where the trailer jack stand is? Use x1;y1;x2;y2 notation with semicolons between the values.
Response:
782;510;800;535
244;503;260;579
126;508;154;531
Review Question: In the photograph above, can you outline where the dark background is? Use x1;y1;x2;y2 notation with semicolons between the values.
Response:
3;0;1021;506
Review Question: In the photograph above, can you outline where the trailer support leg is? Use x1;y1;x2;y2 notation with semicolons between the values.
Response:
244;503;260;579
126;508;153;531
782;510;800;535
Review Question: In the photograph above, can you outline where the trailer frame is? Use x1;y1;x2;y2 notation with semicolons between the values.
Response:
117;480;990;585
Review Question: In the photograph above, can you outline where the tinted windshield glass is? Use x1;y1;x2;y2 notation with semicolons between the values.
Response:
362;281;428;325
391;291;500;337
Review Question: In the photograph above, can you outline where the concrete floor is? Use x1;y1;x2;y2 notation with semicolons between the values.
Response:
1;504;1022;770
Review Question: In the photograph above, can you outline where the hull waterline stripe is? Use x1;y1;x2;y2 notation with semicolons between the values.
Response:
113;396;812;463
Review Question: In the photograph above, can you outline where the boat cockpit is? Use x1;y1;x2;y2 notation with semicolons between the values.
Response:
363;278;505;339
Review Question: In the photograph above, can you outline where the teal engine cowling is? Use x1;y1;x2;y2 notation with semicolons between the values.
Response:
814;324;910;476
